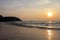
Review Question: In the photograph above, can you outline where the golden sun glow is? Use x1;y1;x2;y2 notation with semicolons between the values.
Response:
48;12;52;17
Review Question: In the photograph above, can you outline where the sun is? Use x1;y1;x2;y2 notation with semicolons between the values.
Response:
48;12;52;17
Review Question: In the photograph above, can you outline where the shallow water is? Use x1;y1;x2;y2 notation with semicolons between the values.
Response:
0;23;60;40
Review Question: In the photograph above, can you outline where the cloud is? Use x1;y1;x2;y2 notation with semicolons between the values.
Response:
40;0;51;4
29;0;51;6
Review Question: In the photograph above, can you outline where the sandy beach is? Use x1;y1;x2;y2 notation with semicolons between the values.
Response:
0;23;60;40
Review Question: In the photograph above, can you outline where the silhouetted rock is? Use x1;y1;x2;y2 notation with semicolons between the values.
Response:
0;15;3;19
0;15;3;18
0;15;22;22
3;17;22;22
0;15;3;22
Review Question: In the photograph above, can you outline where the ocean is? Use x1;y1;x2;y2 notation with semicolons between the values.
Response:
0;21;60;40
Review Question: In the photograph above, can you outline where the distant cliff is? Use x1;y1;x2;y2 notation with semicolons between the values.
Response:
0;15;22;22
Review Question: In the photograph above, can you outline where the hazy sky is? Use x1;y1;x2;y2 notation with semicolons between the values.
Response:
0;0;60;21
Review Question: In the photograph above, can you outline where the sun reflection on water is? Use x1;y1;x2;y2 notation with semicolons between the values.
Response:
48;30;52;36
47;30;52;40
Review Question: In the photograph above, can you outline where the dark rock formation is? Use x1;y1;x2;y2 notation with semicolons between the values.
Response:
0;15;3;22
0;15;22;22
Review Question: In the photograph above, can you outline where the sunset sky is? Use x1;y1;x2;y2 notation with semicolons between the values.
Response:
0;0;60;21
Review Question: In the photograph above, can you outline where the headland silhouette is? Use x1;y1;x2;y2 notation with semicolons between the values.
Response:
0;15;22;22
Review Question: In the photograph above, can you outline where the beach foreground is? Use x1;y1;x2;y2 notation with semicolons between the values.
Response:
0;23;60;40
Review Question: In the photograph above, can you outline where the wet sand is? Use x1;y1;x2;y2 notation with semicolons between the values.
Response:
0;23;60;40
